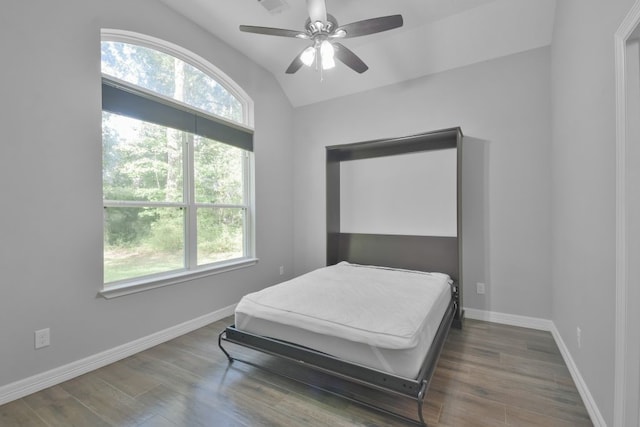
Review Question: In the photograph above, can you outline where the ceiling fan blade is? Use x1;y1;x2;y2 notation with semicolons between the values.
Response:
239;25;306;38
337;15;403;38
306;0;327;23
285;50;306;74
333;43;368;73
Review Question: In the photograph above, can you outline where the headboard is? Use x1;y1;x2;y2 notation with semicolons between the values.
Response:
326;127;463;323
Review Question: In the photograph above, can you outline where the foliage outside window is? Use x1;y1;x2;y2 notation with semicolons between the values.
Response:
101;37;254;289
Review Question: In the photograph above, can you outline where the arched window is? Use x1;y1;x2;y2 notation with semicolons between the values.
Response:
100;30;255;296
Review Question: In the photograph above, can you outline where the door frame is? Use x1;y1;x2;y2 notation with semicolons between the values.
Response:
614;2;640;426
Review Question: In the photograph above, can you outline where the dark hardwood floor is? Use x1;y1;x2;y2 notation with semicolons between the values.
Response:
0;318;593;426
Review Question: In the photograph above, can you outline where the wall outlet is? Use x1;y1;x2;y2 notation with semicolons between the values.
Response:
279;266;284;275
577;327;582;348
35;328;50;349
476;282;486;294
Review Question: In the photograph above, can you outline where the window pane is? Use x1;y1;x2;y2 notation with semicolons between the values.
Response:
197;207;244;266
194;136;244;204
103;112;184;202
101;41;243;123
104;207;185;283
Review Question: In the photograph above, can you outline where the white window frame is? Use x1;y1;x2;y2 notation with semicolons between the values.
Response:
99;30;257;299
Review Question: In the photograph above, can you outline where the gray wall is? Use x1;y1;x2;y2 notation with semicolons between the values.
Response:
550;0;635;424
0;0;294;388
293;47;553;320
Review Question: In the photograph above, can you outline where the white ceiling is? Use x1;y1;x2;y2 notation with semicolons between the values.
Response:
159;0;556;107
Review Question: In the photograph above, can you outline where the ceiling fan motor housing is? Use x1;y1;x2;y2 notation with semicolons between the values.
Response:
305;14;338;34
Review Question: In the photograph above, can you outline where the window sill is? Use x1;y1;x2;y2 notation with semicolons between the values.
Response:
99;257;259;299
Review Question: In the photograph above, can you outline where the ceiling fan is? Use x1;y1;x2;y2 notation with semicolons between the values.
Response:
239;0;403;74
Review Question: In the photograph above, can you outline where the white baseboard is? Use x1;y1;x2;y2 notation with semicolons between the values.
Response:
549;323;607;427
0;304;235;406
465;308;554;331
464;308;606;427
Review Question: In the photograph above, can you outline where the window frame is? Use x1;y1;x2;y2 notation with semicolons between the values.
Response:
99;30;257;299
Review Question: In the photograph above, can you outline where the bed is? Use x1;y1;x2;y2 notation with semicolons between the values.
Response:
219;128;463;426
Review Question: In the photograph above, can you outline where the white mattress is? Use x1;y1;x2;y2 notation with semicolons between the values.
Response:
235;262;452;379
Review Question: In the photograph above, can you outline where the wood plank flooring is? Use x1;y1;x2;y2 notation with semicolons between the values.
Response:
0;318;593;426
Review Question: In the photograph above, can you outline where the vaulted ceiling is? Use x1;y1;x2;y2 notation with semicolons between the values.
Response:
158;0;556;107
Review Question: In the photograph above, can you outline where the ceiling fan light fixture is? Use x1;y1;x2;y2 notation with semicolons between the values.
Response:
322;55;336;70
320;40;335;70
300;46;316;66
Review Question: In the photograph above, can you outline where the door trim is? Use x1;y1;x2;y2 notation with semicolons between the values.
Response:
614;2;640;426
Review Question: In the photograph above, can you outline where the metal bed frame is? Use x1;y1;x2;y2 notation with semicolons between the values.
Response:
218;294;456;425
218;128;463;425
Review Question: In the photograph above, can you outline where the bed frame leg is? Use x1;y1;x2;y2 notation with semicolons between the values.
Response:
218;330;233;364
417;381;428;426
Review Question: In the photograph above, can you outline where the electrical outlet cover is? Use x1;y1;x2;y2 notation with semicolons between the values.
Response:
35;328;50;349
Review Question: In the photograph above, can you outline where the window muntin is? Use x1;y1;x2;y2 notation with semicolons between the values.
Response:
101;36;253;288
